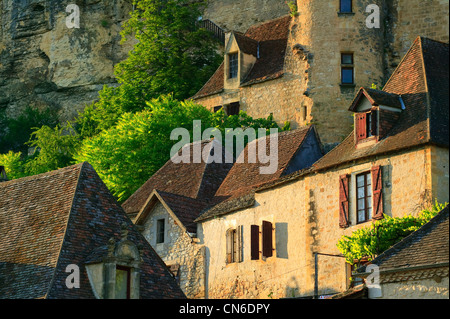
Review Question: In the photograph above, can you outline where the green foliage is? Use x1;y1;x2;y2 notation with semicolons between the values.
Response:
74;95;281;202
25;124;81;176
286;1;299;17
0;106;58;154
337;200;448;265
115;0;221;102
0;151;27;180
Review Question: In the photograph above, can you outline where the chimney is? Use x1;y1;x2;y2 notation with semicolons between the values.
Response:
0;166;8;182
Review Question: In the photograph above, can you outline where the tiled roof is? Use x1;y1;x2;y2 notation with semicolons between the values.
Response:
312;37;449;172
192;16;291;99
358;205;449;273
122;139;233;216
135;190;210;234
196;126;317;222
349;87;404;111
0;163;186;299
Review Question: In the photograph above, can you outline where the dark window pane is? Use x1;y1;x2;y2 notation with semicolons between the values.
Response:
229;53;238;79
341;68;354;84
342;54;353;65
157;219;165;244
340;0;352;13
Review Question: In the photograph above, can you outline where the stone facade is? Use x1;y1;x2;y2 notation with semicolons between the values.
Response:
202;0;289;33
194;0;449;147
197;145;449;299
141;201;206;299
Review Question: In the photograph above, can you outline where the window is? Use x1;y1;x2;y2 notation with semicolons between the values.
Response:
341;53;354;84
213;105;222;113
355;111;378;142
156;219;165;244
347;260;366;288
356;172;372;224
340;0;352;13
226;227;242;263
227;102;240;116
115;266;131;299
229;53;238;79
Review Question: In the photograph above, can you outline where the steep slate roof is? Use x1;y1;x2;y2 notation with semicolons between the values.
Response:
312;37;449;172
357;205;449;274
196;126;319;222
122;139;233;220
192;15;291;99
0;163;185;299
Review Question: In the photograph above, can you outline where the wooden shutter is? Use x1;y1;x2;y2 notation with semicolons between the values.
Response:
237;226;243;263
262;221;273;258
226;229;232;264
371;165;384;220
339;174;351;228
355;113;367;142
251;225;260;260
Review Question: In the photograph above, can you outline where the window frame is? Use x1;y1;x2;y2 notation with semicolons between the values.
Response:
339;0;353;13
156;218;165;244
115;265;131;299
228;52;239;79
341;53;354;85
356;171;373;224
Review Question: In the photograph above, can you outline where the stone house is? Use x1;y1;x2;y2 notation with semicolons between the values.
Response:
351;205;449;299
193;37;449;299
193;0;449;147
122;126;324;298
122;139;234;298
0;162;185;299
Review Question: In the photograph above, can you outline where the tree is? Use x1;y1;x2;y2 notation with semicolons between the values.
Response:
337;200;448;265
75;95;282;202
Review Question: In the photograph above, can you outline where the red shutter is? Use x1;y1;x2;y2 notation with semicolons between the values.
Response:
262;221;273;258
251;225;260;260
339;174;351;228
355;113;367;142
372;165;384;220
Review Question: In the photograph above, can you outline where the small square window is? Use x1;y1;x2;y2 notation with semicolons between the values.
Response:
340;0;352;13
227;102;240;116
229;53;238;79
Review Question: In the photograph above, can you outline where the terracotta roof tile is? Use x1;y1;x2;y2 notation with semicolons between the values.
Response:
122;139;233;216
192;16;291;99
312;37;449;172
358;205;449;273
0;163;186;299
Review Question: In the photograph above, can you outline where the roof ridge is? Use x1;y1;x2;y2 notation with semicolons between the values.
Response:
44;161;86;298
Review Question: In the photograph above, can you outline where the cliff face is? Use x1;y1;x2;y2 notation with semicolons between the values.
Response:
0;0;134;121
0;0;290;122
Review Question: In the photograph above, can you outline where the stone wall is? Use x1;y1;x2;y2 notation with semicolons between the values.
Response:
0;0;134;121
141;202;206;298
203;0;290;33
380;274;449;299
386;0;450;73
198;145;447;299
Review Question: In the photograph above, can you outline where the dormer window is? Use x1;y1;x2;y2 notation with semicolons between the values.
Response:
350;88;403;145
229;53;238;79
